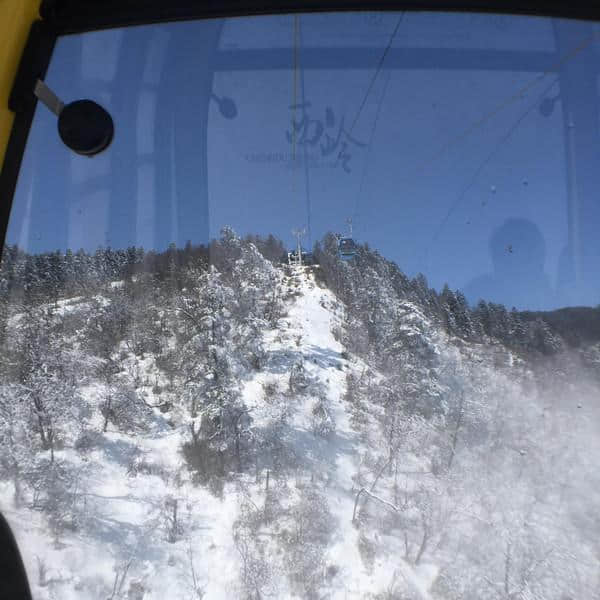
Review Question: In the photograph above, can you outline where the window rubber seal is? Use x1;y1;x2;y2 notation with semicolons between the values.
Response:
0;19;56;254
39;0;600;34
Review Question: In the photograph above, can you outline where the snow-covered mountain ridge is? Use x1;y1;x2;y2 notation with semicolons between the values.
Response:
0;234;598;599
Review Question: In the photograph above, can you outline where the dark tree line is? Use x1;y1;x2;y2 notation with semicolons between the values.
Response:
2;231;592;358
313;232;584;357
0;229;286;536
0;233;287;306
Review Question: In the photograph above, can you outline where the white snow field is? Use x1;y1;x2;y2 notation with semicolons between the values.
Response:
1;262;598;599
0;268;428;599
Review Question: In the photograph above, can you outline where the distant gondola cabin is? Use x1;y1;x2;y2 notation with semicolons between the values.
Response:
338;237;357;260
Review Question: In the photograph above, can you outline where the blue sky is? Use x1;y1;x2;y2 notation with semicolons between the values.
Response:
6;12;600;309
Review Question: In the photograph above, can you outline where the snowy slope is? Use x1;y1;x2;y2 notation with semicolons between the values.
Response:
235;267;438;599
4;397;242;598
2;263;598;599
276;269;435;599
1;266;392;599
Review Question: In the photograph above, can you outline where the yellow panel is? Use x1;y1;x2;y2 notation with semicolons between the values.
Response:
0;0;40;169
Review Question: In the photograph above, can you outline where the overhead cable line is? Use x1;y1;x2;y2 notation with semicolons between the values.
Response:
291;14;299;163
424;77;561;266
412;31;598;178
336;11;405;168
352;66;393;228
297;17;312;247
290;14;301;253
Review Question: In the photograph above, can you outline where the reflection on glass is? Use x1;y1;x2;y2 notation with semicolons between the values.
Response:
0;12;599;600
463;218;555;309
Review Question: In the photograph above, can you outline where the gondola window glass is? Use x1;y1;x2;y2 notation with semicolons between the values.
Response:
0;12;599;599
